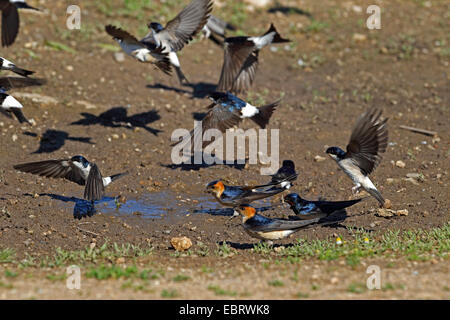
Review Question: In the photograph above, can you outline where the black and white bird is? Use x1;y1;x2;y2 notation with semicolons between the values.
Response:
0;76;45;124
1;56;34;77
326;108;388;207
14;155;128;202
0;0;39;47
201;14;235;46
105;25;172;75
217;23;290;94
141;0;213;84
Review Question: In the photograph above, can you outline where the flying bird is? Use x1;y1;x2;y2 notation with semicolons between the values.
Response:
141;0;213;84
217;23;290;94
206;161;297;208
0;76;45;124
201;14;235;46
105;25;172;75
14;155;128;202
1;56;34;77
235;204;320;242
284;193;364;220
326;108;388;206
173;91;279;150
0;0;39;47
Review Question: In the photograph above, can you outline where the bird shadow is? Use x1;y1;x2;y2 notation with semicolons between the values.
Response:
24;193;115;219
267;5;312;17
160;156;246;171
146;81;217;99
23;130;94;154
70;106;162;136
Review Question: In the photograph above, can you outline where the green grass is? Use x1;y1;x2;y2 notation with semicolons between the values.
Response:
268;279;284;287
161;289;178;298
347;282;366;294
0;249;15;263
86;265;139;280
207;285;237;297
172;274;190;282
253;224;450;265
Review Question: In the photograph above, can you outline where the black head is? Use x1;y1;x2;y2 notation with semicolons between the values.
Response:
71;155;89;168
325;146;346;160
281;160;295;170
284;193;300;207
208;92;230;103
148;22;163;32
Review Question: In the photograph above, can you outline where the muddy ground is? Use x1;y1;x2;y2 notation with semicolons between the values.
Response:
0;0;449;299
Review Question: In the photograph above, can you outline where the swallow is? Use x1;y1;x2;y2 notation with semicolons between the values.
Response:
13;155;128;202
0;0;39;47
105;25;172;75
0;76;45;124
326;108;388;206
206;163;297;208
201;14;235;46
1;56;34;77
284;193;364;220
173;91;280;149
236;205;320;242
141;0;213;84
217;23;290;94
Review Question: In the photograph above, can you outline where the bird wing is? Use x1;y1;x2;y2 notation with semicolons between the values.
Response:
232;51;259;93
13;159;86;186
84;163;105;201
248;216;320;232
105;25;141;45
217;38;256;92
0;76;46;91
345;108;388;175
1;2;19;47
161;0;213;51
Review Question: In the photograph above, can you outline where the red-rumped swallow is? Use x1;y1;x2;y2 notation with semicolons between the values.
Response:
217;23;290;93
236;204;320;242
206;161;297;207
14;155;128;202
284;193;364;220
326;108;388;206
105;25;172;75
141;0;213;84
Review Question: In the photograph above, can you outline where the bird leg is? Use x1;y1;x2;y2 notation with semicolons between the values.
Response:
352;183;362;195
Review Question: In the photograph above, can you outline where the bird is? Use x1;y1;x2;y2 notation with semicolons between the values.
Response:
1;56;34;77
173;91;279;149
0;0;39;47
13;155;128;202
206;161;297;208
326;108;388;207
284;193;364;220
0;76;45;124
235;204;320;242
217;23;290;94
201;14;235;46
105;25;172;75
140;0;213;84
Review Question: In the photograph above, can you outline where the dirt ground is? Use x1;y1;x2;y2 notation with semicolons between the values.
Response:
0;0;448;299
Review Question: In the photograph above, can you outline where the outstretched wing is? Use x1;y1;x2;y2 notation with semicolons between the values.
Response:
161;0;213;51
84;163;104;201
345;108;388;175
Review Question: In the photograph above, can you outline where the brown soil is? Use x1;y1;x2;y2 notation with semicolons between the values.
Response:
0;0;448;299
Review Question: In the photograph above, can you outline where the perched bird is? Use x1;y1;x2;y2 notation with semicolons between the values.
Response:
206;162;297;208
141;0;213;84
284;193;364;220
14;155;128;202
0;0;39;47
1;56;34;77
173;92;279;149
0;76;45;124
326;108;388;206
217;23;290;94
105;25;172;75
235;205;320;242
201;14;235;46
